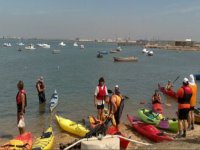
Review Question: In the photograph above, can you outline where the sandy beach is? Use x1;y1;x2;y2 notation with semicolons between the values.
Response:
1;120;200;149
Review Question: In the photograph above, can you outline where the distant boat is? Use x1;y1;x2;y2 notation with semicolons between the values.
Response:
25;44;36;50
113;56;138;62
110;50;118;53
59;42;66;47
97;53;103;58
41;44;50;48
147;50;154;56
142;48;148;53
52;49;60;54
73;42;78;47
99;50;108;55
17;42;25;46
80;44;84;49
3;43;12;47
116;46;122;51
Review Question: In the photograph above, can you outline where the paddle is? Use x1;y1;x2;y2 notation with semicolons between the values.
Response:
172;75;180;84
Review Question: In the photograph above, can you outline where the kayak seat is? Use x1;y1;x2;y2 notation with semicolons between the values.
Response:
41;132;52;138
157;132;165;136
172;118;177;121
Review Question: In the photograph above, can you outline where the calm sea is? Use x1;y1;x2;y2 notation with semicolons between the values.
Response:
0;39;200;139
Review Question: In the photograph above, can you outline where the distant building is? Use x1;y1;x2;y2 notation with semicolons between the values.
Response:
175;41;194;47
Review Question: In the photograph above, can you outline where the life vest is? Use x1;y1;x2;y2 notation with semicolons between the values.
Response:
96;85;106;100
112;95;122;108
189;84;197;107
36;81;45;92
178;86;192;109
16;89;27;107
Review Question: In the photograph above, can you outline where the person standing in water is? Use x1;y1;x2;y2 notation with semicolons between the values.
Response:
36;76;46;104
16;80;27;134
94;77;108;121
188;74;197;130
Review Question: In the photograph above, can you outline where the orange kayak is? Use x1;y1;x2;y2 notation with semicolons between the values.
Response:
1;132;32;150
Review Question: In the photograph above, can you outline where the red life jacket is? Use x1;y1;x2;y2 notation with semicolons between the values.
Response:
178;85;192;109
16;90;27;106
96;85;106;100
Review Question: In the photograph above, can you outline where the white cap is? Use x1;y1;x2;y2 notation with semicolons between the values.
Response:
183;77;189;83
115;85;119;88
189;74;195;85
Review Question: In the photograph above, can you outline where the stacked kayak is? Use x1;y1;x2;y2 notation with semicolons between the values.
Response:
32;127;54;150
1;132;32;150
158;83;177;99
49;90;58;112
138;109;178;132
55;114;89;137
152;103;163;114
127;114;173;142
194;107;200;123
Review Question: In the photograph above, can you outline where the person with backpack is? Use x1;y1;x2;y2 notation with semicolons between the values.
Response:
16;80;27;134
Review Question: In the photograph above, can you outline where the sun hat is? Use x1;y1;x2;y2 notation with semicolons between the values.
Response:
183;77;189;84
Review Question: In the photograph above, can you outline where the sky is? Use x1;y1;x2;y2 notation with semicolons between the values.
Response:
0;0;200;41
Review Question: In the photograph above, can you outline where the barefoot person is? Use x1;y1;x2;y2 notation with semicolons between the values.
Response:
16;80;27;135
176;78;192;138
188;74;197;130
36;76;46;104
94;77;108;121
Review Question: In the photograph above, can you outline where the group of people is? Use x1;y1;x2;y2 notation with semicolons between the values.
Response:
94;77;125;129
151;74;198;138
16;76;46;134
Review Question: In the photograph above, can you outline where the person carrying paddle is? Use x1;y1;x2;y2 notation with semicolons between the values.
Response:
16;80;27;135
152;90;161;104
94;77;108;121
176;78;192;138
188;74;197;130
106;85;124;130
165;80;173;91
36;76;46;104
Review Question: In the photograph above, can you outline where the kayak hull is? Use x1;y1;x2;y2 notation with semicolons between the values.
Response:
32;127;54;150
55;114;89;137
127;114;173;142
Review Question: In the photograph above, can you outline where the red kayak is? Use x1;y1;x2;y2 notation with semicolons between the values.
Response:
127;114;173;142
158;83;177;99
152;103;163;114
106;125;130;149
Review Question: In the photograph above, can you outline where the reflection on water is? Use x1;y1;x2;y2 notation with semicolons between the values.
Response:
39;103;46;114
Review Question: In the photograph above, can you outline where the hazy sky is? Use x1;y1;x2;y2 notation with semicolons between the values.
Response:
0;0;200;41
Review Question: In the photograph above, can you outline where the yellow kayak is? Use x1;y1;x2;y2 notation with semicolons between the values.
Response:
55;114;89;137
32;127;54;150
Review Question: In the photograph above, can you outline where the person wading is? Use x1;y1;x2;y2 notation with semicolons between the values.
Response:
94;77;108;121
176;78;192;138
16;80;27;135
36;76;46;104
152;90;162;104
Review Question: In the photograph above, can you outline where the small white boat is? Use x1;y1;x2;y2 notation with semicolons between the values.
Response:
73;42;78;47
142;48;148;53
147;50;154;56
25;44;36;50
17;42;25;46
59;42;66;47
49;90;58;112
80;44;84;49
42;44;50;48
116;46;122;51
3;43;12;47
52;49;60;54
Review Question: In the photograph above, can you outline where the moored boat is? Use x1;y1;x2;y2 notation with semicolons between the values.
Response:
147;50;154;56
127;114;173;142
55;114;89;137
110;49;118;53
32;127;54;150
25;44;36;50
98;50;108;55
113;56;138;62
59;42;66;47
158;83;177;99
